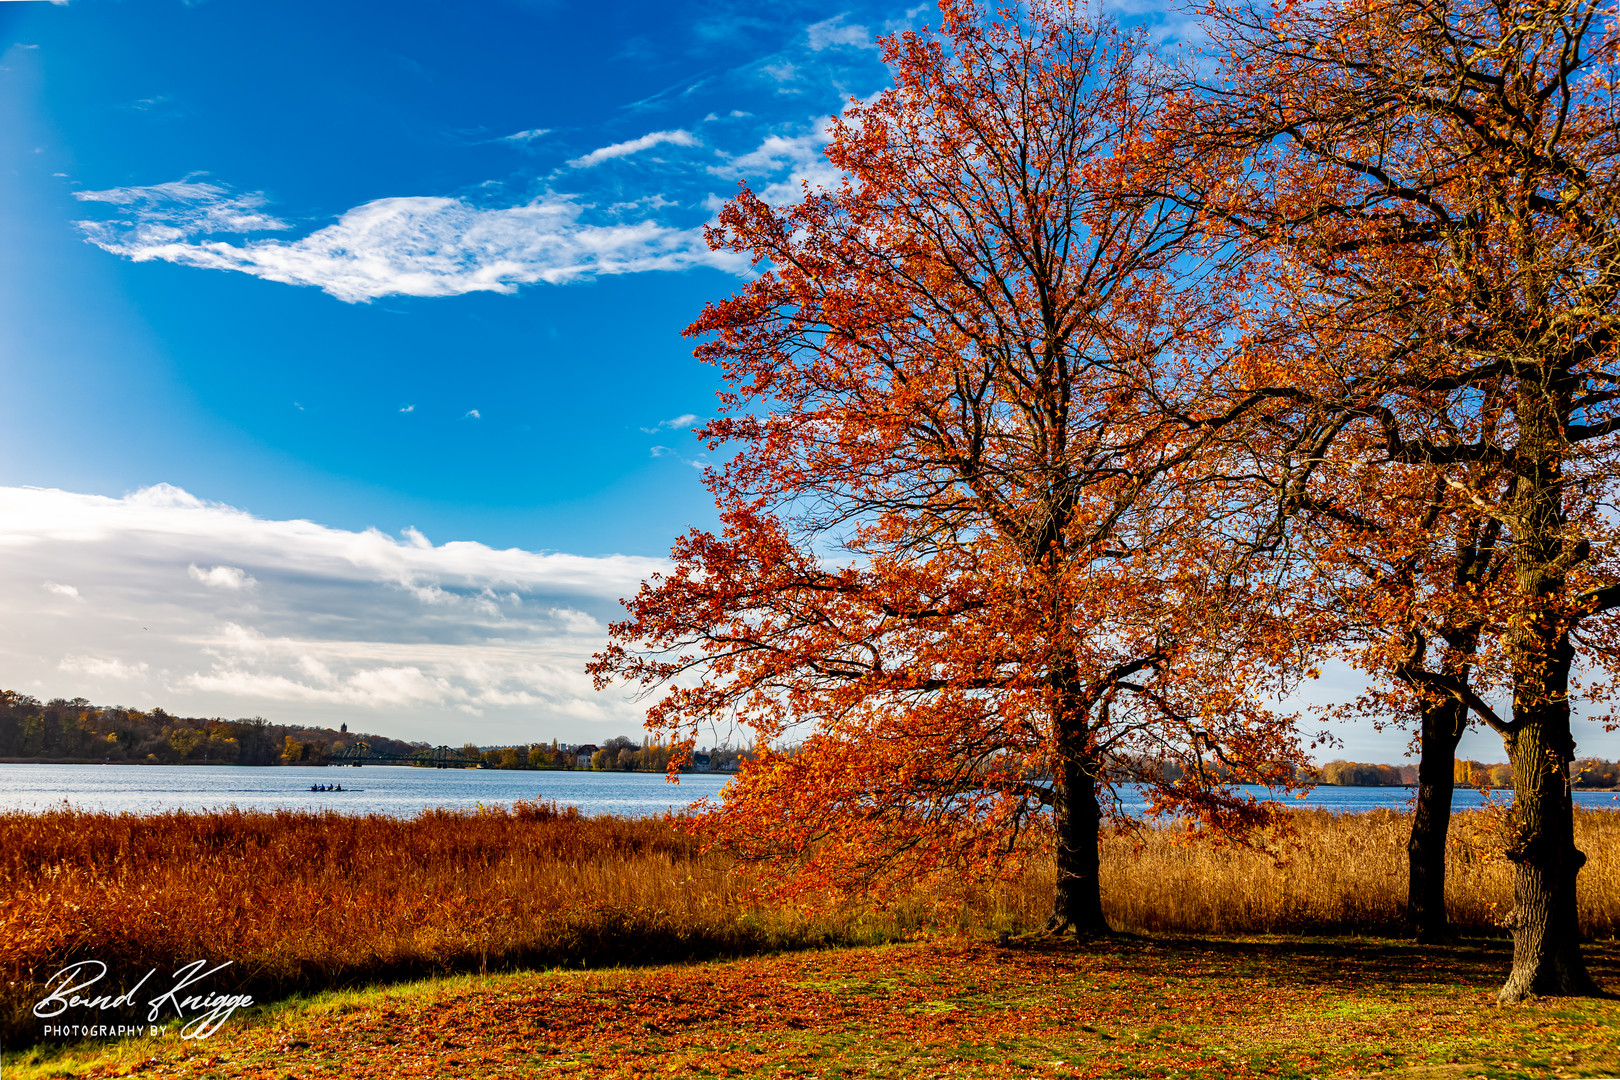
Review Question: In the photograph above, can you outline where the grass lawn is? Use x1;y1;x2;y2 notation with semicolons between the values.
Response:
8;935;1620;1079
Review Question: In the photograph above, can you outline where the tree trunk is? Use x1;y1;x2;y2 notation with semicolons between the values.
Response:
1496;377;1599;1002
1408;697;1467;942
1050;751;1109;935
1498;621;1597;1001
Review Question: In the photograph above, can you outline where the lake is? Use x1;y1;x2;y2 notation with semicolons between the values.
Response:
0;763;732;817
1;763;1617;817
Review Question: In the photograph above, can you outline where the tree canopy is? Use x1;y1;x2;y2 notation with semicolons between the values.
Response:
1181;0;1620;999
592;0;1311;933
595;0;1620;1001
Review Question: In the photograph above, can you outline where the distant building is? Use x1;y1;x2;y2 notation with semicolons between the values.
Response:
573;744;599;768
691;752;712;772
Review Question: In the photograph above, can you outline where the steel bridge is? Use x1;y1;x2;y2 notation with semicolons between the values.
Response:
328;742;482;768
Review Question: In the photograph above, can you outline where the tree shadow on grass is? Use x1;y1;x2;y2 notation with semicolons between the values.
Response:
1010;932;1620;997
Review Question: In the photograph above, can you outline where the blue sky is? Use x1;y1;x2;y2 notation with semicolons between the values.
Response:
0;0;915;553
0;0;983;745
0;0;1611;763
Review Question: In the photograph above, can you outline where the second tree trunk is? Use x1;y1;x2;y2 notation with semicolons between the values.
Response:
1408;697;1468;941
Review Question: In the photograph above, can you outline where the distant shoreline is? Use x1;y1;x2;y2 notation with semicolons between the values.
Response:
0;758;731;773
0;760;1608;791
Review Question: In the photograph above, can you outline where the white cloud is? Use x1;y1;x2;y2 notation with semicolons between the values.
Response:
0;484;670;740
75;182;745;303
463;409;481;420
75;179;288;246
43;582;81;599
122;94;176;114
500;127;550;144
399;404;414;413
650;445;708;470
639;413;700;433
184;658;457;708
759;61;801;85
188;564;255;590
807;14;874;50
712;120;843;204
60;656;151;681
568;129;699;168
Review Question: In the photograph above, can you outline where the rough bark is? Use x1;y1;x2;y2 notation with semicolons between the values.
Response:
1497;380;1600;1002
1050;748;1109;935
1499;619;1597;1001
1408;697;1468;941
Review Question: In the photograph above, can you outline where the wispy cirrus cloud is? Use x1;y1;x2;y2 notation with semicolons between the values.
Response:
649;445;710;470
499;127;551;144
639;413;700;434
73;67;865;306
712;119;843;204
807;14;875;50
74;182;746;303
76;179;289;247
567;128;699;168
0;484;669;739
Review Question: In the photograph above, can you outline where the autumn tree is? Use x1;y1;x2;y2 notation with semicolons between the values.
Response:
592;2;1309;933
1243;432;1513;940
1188;0;1620;998
1333;480;1509;944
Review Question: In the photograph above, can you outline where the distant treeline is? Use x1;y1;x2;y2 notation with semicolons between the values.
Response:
460;736;753;772
1315;758;1620;789
0;689;753;771
0;690;426;765
5;687;1607;783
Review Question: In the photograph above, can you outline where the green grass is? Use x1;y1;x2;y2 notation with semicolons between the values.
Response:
6;933;1620;1079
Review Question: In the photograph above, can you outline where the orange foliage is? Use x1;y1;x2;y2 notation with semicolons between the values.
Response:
1180;0;1620;998
592;1;1312;932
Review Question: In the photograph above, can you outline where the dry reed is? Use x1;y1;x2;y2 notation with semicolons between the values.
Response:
0;802;901;1044
3;802;1617;1045
1096;806;1620;936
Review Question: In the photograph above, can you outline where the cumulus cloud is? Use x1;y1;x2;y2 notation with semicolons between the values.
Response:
567;129;700;168
74;182;746;303
0;484;668;740
189;564;255;590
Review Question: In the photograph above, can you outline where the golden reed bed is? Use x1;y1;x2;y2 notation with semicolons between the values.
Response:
2;801;1617;1042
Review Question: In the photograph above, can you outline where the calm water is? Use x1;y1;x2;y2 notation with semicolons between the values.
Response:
1;763;1616;817
0;764;733;817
